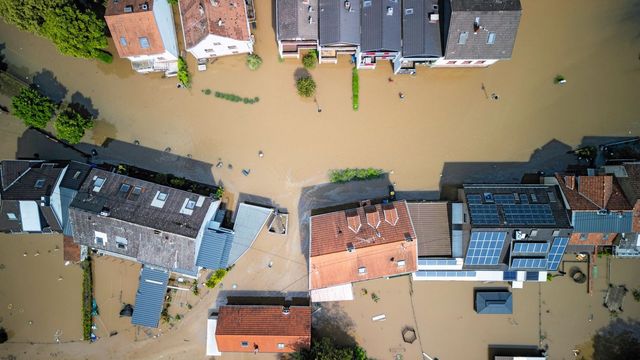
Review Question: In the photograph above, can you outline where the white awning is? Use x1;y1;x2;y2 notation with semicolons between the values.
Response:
19;201;41;232
206;317;222;356
311;283;354;302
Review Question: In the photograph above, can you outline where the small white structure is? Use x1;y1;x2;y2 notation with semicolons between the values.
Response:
310;283;354;302
206;314;222;356
179;0;253;61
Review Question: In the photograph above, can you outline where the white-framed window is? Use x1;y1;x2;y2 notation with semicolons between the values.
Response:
397;260;406;268
93;177;106;192
115;236;128;250
94;231;108;246
487;32;496;44
458;32;468;45
157;192;168;201
228;45;237;50
241;341;249;347
186;200;196;209
277;343;285;349
7;213;17;220
358;266;367;274
139;37;150;48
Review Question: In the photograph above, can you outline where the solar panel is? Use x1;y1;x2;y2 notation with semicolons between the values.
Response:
466;194;482;204
519;194;529;204
494;194;516;204
547;237;569;270
503;271;517;281
465;232;506;265
469;204;500;225
526;271;540;281
503;204;555;225
511;257;547;269
512;242;550;254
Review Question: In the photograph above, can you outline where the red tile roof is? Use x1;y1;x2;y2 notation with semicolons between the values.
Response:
215;305;311;353
105;0;165;58
310;200;416;257
555;174;631;211
179;0;250;49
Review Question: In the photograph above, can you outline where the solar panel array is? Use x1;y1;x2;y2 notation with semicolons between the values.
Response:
547;237;569;270
526;271;540;281
503;204;555;225
419;259;458;266
467;194;482;204
512;242;550;254
511;257;547;269
519;194;529;204
421;271;477;278
468;204;500;225
503;271;517;281
494;194;516;204
465;232;506;265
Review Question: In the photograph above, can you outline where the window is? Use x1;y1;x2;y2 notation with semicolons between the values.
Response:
213;42;222;46
277;343;285;349
120;37;127;46
228;45;237;50
34;179;45;188
157;57;165;60
157;192;168;201
94;231;107;246
73;171;82;179
7;213;17;220
93;177;106;192
116;236;128;250
186;200;196;209
603;233;609;241
475;60;486;64
205;48;215;53
458;32;468;45
397;260;406;267
487;32;496;44
129;186;142;201
120;183;131;193
358;266;367;274
241;341;249;348
462;60;472;64
139;37;150;48
447;60;456;65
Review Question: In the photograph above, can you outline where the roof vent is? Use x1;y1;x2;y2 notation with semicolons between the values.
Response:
344;1;351;11
217;18;224;26
365;206;381;229
405;8;414;15
124;5;133;13
383;205;399;226
483;192;494;203
308;16;313;24
199;3;205;15
347;242;355;252
282;306;290;315
596;209;609;216
346;210;361;233
140;2;149;11
429;12;439;22
99;207;111;217
386;7;393;16
514;230;526;240
473;17;481;33
210;0;219;6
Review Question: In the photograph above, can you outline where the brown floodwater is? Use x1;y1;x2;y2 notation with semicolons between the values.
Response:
0;0;639;358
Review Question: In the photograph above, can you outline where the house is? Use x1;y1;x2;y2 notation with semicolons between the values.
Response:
475;289;512;314
208;295;311;355
357;0;402;69
431;0;521;67
393;0;442;74
318;0;360;63
0;160;91;234
276;0;318;58
309;200;417;302
104;0;180;75
604;163;640;257
413;184;572;284
179;0;253;61
547;174;632;253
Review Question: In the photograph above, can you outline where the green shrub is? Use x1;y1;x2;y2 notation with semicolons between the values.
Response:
246;54;263;70
205;268;228;288
81;259;93;341
202;88;212;95
11;87;56;129
40;5;108;59
213;91;259;104
215;187;224;199
95;50;113;64
296;76;316;97
329;168;384;183
177;57;191;88
54;109;93;144
633;289;640;302
302;51;317;70
169;177;187;187
352;67;359;111
167;0;179;4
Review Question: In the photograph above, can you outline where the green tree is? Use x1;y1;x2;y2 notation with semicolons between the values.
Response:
54;109;93;144
292;338;368;360
296;76;316;97
11;87;55;129
0;0;66;34
177;57;191;88
40;5;108;60
302;51;317;70
205;268;228;288
246;54;263;70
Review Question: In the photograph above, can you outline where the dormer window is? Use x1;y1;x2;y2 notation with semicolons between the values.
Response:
34;179;45;189
151;191;168;208
93;177;106;192
128;186;142;201
397;260;406;268
358;266;367;274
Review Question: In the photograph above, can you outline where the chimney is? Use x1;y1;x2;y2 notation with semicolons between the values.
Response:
383;204;399;226
365;206;381;229
346;210;361;233
218;18;224;26
282;306;290;315
564;175;575;190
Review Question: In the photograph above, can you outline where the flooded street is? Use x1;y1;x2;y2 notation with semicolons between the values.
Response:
0;0;639;358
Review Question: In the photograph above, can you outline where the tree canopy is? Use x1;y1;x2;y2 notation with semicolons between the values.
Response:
296;76;316;98
40;6;108;59
302;51;317;70
246;54;263;71
11;87;55;129
54;109;93;144
0;0;66;34
291;338;368;360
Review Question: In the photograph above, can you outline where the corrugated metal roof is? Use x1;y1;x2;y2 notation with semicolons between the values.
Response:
196;229;234;270
361;0;401;52
319;0;360;46
227;204;273;265
402;0;442;57
572;211;633;233
132;267;169;328
475;290;512;314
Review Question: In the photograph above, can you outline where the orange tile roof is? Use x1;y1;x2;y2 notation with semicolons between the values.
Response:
105;1;165;57
180;0;250;49
569;232;616;246
555;174;631;211
215;305;311;353
310;200;416;257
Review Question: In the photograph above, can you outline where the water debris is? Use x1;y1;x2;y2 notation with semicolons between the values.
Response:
258;150;264;158
399;92;405;99
34;251;40;256
164;147;171;153
216;161;223;168
58;276;63;281
23;251;27;257
268;261;273;268
554;75;567;84
133;140;140;145
242;169;251;176
491;93;500;100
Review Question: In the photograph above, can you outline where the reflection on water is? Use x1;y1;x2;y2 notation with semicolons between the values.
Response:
90;119;118;145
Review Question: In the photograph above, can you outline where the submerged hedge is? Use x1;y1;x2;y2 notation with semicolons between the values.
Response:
329;168;384;183
81;258;93;340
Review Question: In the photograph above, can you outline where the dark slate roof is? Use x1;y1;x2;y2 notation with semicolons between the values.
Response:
443;0;521;60
70;168;214;238
572;211;633;233
402;0;442;57
196;229;234;270
475;290;512;314
132;267;169;328
0;161;65;200
361;0;401;52
59;161;92;190
277;0;318;41
319;0;360;46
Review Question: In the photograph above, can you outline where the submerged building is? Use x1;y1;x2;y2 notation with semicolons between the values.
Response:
358;0;402;69
318;0;361;63
276;0;319;58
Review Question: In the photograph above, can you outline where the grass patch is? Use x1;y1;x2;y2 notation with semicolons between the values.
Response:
81;258;93;341
213;91;259;104
352;67;359;111
329;168;384;183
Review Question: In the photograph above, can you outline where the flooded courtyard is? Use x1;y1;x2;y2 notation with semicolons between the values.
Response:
1;0;640;358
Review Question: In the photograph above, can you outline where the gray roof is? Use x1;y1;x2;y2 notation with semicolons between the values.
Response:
572;211;633;233
319;0;360;46
443;0;521;60
402;0;442;57
59;162;92;190
196;229;234;270
360;0;401;52
408;202;451;257
475;290;512;314
0;160;65;200
132;267;169;328
226;203;273;265
277;0;318;41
